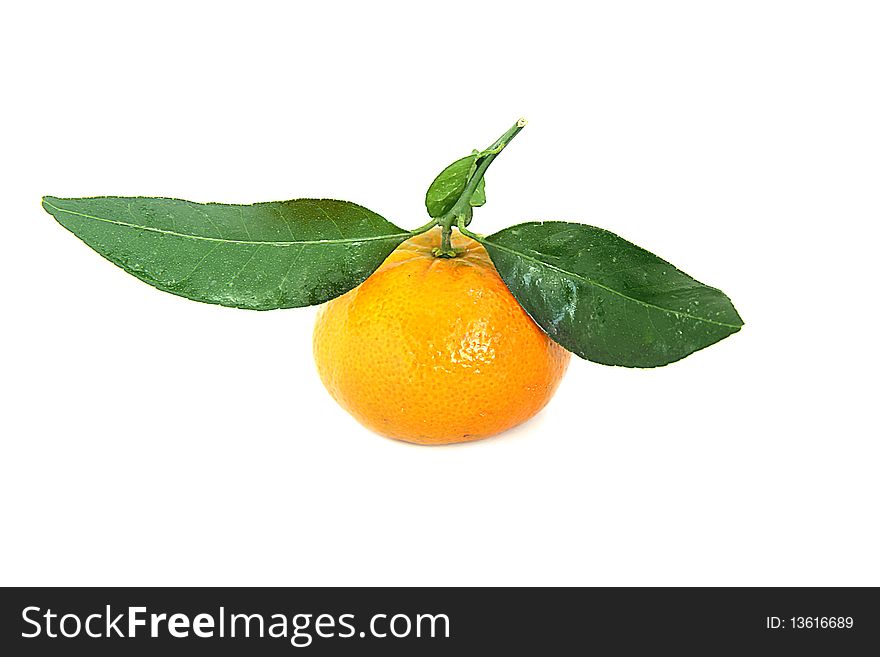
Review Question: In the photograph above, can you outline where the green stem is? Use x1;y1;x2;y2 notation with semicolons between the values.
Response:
409;217;438;236
457;216;480;241
432;224;458;258
439;117;527;231
441;225;453;251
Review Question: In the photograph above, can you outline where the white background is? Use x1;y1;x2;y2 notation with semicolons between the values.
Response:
2;1;878;586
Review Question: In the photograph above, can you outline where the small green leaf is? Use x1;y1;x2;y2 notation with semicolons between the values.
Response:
470;177;486;208
467;149;486;208
42;196;409;310
425;154;479;218
424;119;526;219
476;221;743;367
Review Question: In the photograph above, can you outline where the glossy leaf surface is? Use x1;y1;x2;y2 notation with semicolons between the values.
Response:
425;153;486;218
477;221;743;367
42;196;409;310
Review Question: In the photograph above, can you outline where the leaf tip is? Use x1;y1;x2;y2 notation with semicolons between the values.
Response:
727;301;745;330
41;196;60;214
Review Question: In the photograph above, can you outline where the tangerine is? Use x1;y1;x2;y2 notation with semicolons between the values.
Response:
313;228;570;444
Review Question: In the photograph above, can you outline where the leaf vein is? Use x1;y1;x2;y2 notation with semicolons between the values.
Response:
45;201;408;247
483;238;741;330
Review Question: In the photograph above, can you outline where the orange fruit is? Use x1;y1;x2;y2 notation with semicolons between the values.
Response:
313;227;571;444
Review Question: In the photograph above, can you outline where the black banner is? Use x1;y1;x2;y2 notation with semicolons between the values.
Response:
1;587;877;654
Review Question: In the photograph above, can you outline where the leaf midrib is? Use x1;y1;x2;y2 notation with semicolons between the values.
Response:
43;200;409;247
480;237;742;330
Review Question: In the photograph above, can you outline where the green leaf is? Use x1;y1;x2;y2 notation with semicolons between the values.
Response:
42;196;410;310
425;154;478;218
470;176;486;208
468;149;486;208
476;221;743;367
425;151;488;218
